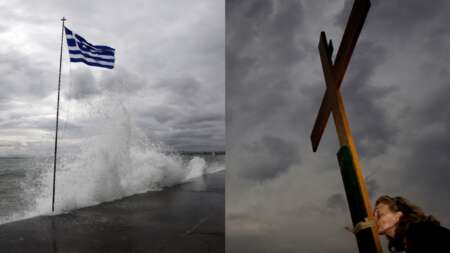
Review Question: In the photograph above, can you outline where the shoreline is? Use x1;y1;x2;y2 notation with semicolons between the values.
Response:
0;170;224;252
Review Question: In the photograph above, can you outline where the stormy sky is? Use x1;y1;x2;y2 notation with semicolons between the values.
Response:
227;0;450;252
0;0;224;155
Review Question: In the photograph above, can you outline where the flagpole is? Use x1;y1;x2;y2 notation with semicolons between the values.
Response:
52;16;66;213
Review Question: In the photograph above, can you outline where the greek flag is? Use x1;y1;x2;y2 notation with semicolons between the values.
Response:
64;27;115;69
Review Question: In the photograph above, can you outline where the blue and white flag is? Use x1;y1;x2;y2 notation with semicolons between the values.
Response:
64;27;115;69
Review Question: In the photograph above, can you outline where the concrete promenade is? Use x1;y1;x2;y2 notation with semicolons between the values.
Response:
0;171;225;253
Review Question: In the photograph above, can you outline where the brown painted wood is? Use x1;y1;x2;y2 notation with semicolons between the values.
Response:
311;88;332;152
318;41;382;251
310;0;371;152
334;0;371;86
310;0;383;251
337;146;379;253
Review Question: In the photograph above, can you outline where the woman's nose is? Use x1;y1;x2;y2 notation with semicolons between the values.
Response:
373;212;379;220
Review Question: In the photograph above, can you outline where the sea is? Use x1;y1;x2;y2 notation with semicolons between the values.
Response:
0;96;225;224
0;153;224;225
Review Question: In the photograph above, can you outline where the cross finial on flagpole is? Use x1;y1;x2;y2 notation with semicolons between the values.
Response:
61;16;66;22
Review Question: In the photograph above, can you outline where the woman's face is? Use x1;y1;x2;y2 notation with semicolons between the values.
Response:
374;202;402;236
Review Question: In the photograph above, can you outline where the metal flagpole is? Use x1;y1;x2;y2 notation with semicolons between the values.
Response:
52;16;66;212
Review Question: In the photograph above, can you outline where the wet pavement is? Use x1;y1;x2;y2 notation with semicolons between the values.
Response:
0;171;224;253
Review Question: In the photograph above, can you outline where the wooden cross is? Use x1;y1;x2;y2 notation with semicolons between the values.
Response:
310;0;383;252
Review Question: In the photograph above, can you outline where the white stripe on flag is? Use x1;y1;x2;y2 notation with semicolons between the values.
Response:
69;54;114;67
67;46;115;60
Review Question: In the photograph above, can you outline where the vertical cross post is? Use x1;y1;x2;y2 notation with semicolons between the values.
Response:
310;1;383;252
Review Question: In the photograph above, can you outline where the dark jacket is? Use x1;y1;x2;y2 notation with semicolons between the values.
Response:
405;220;450;253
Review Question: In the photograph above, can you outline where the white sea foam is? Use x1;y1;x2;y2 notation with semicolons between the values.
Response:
0;99;224;224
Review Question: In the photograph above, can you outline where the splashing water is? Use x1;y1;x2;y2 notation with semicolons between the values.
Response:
0;98;224;224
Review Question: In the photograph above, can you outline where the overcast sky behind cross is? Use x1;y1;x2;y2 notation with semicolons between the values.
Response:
0;0;224;156
227;0;450;252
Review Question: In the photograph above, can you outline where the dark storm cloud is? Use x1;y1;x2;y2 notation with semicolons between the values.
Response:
0;0;224;155
368;0;449;38
140;105;181;125
366;177;379;199
174;112;224;129
227;0;305;181
163;127;224;152
154;77;204;106
340;40;397;158
362;0;450;209
238;135;299;180
327;193;347;212
161;109;225;151
400;78;450;205
64;67;146;100
336;0;449;38
0;51;53;101
0;3;51;26
227;0;450;252
128;75;225;151
98;67;145;94
64;68;100;100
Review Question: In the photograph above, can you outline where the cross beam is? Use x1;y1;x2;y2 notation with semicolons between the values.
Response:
310;0;383;252
311;0;372;152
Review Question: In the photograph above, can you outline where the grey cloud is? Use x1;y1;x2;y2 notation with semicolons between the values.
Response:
98;67;145;94
227;0;306;181
0;51;53;101
341;40;397;158
327;193;347;212
164;131;224;152
366;177;379;199
174;112;224;129
140;105;182;125
63;68;100;100
227;0;450;252
136;104;224;152
401;81;450;202
0;0;224;155
336;0;449;40
238;135;299;180
416;74;450;125
154;77;204;106
369;0;449;38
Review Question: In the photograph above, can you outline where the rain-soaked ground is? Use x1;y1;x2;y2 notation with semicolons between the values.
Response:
0;170;224;253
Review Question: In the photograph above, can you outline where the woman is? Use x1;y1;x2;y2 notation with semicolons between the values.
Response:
374;195;450;252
